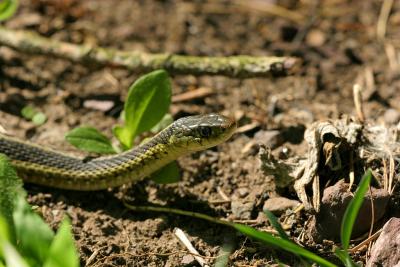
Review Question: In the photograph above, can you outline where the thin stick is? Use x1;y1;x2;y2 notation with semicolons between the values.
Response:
217;186;231;202
389;153;395;194
233;0;304;24
0;27;299;78
235;122;260;134
172;87;213;103
384;43;400;72
348;229;382;253
174;228;210;267
353;84;365;123
377;0;394;40
348;152;355;191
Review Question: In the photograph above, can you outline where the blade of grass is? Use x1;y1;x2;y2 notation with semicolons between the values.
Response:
233;224;337;267
263;210;289;240
341;170;372;250
334;248;358;267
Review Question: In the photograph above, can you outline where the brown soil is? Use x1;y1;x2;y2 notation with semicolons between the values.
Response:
1;0;399;266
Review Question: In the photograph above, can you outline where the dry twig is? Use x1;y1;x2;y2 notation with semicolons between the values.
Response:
174;228;210;267
377;0;394;40
172;87;214;103
232;0;304;24
353;84;365;123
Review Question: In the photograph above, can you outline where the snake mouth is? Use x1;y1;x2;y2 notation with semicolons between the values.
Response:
219;116;237;140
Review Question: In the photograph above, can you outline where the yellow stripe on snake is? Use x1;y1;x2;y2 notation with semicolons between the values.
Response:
0;114;236;190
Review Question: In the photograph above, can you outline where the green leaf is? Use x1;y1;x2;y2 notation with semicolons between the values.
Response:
233;224;337;267
43;217;79;267
0;216;10;247
13;197;54;265
0;154;25;243
21;106;36;120
114;69;172;148
0;0;18;21
21;106;47;126
0;216;10;262
32;112;47;126
150;113;173;134
263;210;289;241
150;161;180;184
0;240;29;267
341;170;372;250
65;127;116;154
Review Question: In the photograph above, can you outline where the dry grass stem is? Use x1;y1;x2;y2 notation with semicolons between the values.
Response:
377;0;394;40
353;84;365;123
174;227;210;267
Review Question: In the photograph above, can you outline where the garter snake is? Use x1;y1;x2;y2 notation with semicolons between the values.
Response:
0;114;236;190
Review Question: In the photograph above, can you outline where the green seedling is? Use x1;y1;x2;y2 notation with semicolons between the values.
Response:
21;106;47;126
0;155;79;267
0;0;18;21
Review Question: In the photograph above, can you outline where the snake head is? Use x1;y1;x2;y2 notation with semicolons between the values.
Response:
169;114;236;152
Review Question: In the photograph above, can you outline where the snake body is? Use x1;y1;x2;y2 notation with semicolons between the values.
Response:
0;114;236;190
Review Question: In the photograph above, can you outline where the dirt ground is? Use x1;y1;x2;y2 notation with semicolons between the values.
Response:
1;0;400;266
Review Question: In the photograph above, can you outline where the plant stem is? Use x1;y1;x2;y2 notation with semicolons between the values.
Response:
0;26;299;78
123;202;232;227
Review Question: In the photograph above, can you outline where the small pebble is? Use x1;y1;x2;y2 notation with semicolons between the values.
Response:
236;187;249;198
231;200;254;220
181;255;196;265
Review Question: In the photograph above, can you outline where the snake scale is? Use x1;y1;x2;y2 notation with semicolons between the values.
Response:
0;114;236;190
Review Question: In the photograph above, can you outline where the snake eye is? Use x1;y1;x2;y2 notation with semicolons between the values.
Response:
199;127;212;137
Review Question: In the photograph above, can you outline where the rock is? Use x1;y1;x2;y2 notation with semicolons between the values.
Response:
383;108;400;124
309;180;390;242
263;196;301;215
181;255;196;265
254;130;284;149
236;187;249;198
367;218;400;267
231;200;254;220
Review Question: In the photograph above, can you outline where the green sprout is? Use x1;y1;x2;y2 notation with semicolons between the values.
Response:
0;0;18;22
21;106;47;126
0;154;79;267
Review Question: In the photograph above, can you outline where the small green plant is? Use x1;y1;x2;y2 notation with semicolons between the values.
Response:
0;154;79;267
65;69;179;183
0;0;18;22
236;170;372;267
21;106;47;126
